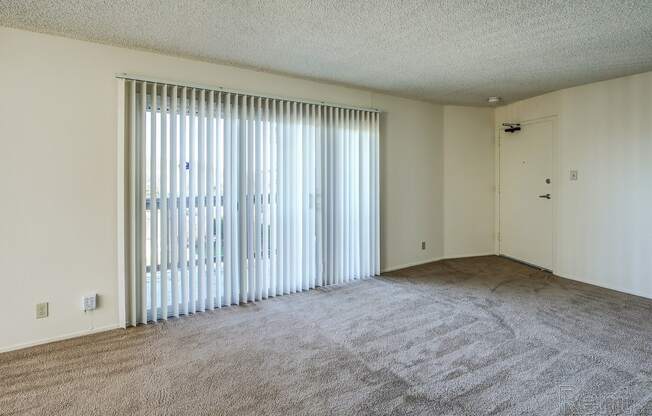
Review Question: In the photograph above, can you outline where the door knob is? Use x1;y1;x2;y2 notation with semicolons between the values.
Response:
538;194;551;199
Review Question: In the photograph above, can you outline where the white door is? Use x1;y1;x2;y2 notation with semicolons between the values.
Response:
499;119;553;270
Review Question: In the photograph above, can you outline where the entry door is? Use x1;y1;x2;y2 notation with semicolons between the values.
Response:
499;119;553;270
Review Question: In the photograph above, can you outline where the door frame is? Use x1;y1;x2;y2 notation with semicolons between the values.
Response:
494;115;559;272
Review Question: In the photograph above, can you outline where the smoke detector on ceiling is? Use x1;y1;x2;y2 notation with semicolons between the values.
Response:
487;96;502;104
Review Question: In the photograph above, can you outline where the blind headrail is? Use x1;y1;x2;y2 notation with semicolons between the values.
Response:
115;73;381;113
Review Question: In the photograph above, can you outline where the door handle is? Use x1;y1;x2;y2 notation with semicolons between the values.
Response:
538;194;551;199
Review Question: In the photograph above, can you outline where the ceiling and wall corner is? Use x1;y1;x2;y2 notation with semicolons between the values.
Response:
1;0;651;106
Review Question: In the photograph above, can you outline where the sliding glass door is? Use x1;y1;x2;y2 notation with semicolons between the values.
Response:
123;79;380;325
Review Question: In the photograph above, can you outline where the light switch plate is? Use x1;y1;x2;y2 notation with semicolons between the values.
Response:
36;302;48;319
570;170;578;181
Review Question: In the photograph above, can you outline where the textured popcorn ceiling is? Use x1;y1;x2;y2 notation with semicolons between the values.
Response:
2;0;652;105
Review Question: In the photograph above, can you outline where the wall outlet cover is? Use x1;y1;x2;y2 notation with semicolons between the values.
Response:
82;294;97;311
36;302;48;319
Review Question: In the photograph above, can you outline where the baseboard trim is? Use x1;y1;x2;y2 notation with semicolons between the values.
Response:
0;324;122;354
554;270;652;301
381;257;444;273
381;253;500;273
444;252;496;260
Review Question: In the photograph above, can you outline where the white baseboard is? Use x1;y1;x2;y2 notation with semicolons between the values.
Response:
554;270;652;301
444;252;496;260
381;253;499;273
0;324;122;354
381;257;444;273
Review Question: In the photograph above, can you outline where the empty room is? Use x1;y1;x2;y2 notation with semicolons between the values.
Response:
1;1;652;415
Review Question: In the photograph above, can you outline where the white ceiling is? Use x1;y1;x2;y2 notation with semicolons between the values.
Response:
2;0;652;105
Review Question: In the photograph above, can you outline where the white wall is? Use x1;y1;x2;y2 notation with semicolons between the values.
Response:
0;27;445;351
495;71;652;299
442;106;495;258
380;101;444;270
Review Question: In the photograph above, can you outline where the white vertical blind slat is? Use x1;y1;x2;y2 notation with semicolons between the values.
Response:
160;85;169;320
238;96;247;303
374;113;381;275
342;109;351;282
207;91;215;310
349;110;354;280
308;105;316;289
271;100;280;296
179;87;189;315
296;104;303;291
197;89;207;312
170;86;180;317
337;108;344;284
188;88;197;314
128;80;137;326
231;96;240;303
262;99;270;300
353;111;364;279
246;96;255;302
215;92;223;307
352;111;358;279
149;83;158;322
369;110;376;276
327;107;335;286
280;100;286;296
368;110;374;277
279;100;286;296
140;81;148;324
369;111;375;277
291;102;299;293
254;97;263;301
223;93;233;306
301;104;309;291
315;105;323;287
362;111;370;278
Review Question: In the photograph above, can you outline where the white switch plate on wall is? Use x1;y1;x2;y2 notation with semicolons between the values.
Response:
570;170;578;180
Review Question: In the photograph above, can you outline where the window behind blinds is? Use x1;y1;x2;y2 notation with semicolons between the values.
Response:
123;80;380;324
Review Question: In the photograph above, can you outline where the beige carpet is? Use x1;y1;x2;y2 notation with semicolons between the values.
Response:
2;256;652;415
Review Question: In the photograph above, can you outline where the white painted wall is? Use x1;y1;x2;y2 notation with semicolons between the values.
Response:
380;101;444;270
0;27;445;351
443;106;495;258
495;71;652;299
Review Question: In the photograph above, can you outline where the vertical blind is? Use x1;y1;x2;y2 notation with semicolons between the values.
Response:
124;79;380;325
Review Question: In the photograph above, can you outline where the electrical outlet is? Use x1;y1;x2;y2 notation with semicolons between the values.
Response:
36;302;48;319
82;294;97;312
570;170;578;181
421;241;426;250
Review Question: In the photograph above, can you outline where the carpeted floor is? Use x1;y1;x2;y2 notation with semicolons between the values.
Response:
2;255;652;415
